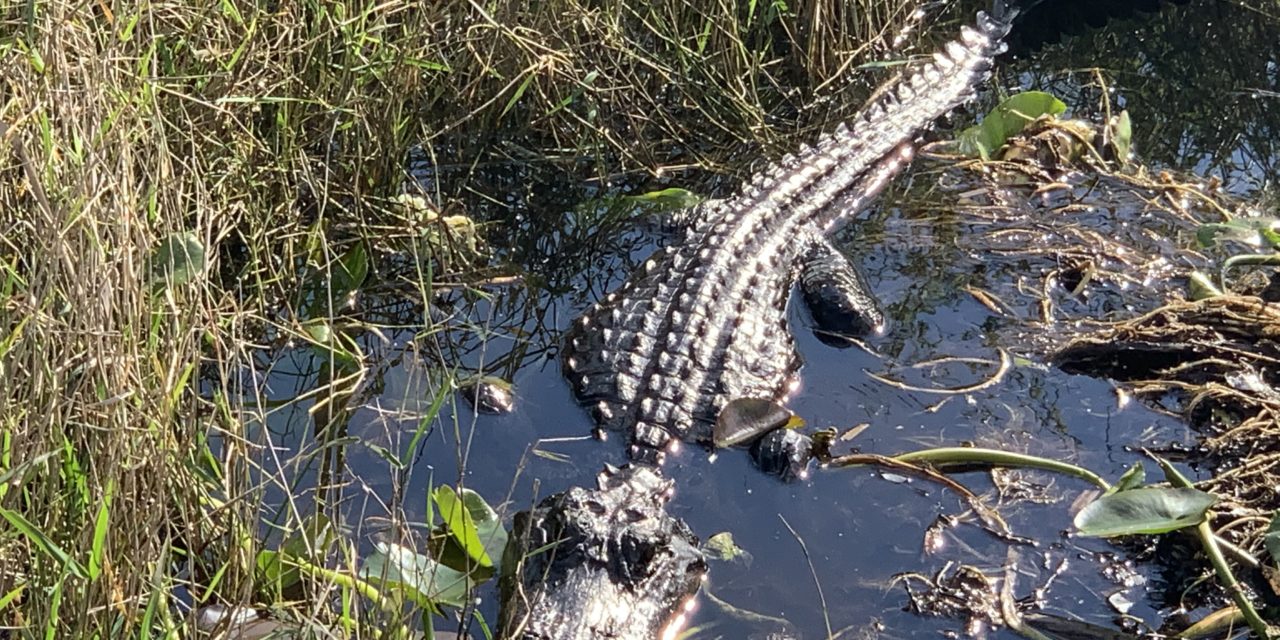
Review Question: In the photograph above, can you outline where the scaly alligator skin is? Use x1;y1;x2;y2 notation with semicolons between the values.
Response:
498;465;706;640
563;10;1014;464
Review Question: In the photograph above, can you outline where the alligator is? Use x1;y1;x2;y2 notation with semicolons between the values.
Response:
498;464;707;640
563;8;1016;465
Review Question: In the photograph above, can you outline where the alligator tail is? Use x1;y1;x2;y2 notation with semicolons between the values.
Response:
800;7;1016;231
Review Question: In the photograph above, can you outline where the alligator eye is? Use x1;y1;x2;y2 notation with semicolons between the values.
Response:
586;501;607;516
622;508;647;523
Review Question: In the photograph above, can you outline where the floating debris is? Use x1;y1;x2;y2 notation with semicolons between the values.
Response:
713;398;797;448
458;375;516;415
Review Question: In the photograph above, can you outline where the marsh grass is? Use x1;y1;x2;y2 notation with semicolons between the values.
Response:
0;0;925;635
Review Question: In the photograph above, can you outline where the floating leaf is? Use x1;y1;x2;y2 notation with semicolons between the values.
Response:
330;242;368;302
257;513;338;597
361;540;472;609
714;398;793;448
1074;487;1216;537
148;231;206;287
1195;218;1280;250
957;91;1067;159
300;243;369;319
1105;462;1146;496
300;319;362;369
434;486;492;569
457;488;508;572
301;318;332;344
458;375;516;415
704;532;753;565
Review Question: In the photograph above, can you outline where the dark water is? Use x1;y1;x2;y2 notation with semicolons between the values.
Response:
244;1;1279;637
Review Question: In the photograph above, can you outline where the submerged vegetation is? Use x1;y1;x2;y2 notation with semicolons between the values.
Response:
2;0;1279;637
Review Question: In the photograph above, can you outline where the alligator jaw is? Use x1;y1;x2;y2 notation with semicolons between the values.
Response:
498;464;707;640
563;11;1014;464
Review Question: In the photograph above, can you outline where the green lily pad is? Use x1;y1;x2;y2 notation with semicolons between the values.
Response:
331;242;369;302
148;231;206;287
255;513;338;598
433;487;508;575
361;540;472;609
1195;218;1280;250
299;243;369;320
434;486;493;569
1074;487;1216;537
957;91;1068;160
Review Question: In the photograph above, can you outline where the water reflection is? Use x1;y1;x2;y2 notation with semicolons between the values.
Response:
1004;0;1280;192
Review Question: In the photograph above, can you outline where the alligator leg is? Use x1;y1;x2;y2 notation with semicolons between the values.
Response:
798;235;887;341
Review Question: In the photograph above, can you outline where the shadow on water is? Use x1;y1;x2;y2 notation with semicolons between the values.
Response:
232;0;1278;637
